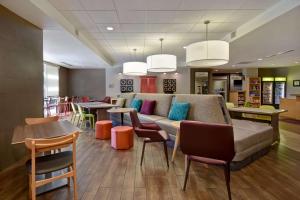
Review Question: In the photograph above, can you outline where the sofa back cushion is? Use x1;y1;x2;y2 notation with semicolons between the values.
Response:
140;100;156;115
135;93;173;117
120;93;136;108
174;94;230;124
130;98;143;111
168;102;190;121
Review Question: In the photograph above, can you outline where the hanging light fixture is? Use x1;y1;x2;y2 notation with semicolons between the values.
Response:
123;49;147;76
186;20;229;67
147;38;177;72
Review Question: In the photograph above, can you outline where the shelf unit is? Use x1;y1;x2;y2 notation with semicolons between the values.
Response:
229;91;246;107
247;77;261;108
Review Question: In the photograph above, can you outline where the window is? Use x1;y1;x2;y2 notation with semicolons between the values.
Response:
44;62;59;97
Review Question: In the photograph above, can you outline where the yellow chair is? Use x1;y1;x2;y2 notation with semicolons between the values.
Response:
77;105;95;129
256;105;275;121
70;102;80;124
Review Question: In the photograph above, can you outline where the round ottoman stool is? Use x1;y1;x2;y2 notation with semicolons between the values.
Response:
111;126;134;150
95;120;112;140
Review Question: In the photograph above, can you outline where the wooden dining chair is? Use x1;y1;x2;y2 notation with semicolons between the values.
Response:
70;102;80;124
25;131;79;200
25;116;59;125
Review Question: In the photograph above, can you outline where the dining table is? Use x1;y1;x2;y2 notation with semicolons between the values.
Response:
76;102;119;120
11;120;81;195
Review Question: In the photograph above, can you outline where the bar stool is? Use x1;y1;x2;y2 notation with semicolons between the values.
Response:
111;126;133;150
95;120;112;140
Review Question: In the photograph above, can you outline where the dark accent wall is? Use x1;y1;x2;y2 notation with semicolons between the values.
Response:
68;69;106;100
59;67;69;97
0;6;43;171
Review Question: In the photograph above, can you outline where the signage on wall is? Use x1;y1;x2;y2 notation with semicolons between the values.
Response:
163;79;176;94
120;79;134;93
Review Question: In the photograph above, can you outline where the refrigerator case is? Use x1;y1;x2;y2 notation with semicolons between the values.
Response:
262;81;273;105
274;82;286;105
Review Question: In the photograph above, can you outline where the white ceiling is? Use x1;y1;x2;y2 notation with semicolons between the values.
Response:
2;0;300;69
47;0;281;66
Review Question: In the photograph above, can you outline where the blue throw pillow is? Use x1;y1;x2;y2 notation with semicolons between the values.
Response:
130;98;143;112
168;102;190;121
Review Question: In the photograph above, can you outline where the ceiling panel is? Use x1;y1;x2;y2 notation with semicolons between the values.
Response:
79;0;115;10
240;0;280;9
88;11;119;23
118;10;146;23
49;0;84;11
120;24;146;32
179;0;246;10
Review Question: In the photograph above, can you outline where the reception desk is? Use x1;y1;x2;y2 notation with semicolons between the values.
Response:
280;94;300;120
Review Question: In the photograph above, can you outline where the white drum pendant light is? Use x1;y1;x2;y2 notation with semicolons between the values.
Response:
147;38;177;72
186;21;229;67
123;49;147;76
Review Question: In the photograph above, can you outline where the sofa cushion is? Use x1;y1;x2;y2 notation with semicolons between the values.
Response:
140;100;156;115
168;102;190;121
135;93;173;117
115;98;125;107
130;98;142;111
138;113;165;122
174;94;227;124
155;118;178;137
232;119;273;153
120;93;136;108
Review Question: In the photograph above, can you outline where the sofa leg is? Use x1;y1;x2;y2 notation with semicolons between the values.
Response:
140;141;146;166
183;158;191;191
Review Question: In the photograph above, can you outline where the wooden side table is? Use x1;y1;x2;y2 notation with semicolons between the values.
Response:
107;108;134;125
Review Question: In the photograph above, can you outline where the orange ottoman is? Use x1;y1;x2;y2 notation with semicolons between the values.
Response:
95;120;112;140
111;126;134;150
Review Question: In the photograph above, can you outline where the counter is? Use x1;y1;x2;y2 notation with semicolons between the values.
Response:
280;94;300;120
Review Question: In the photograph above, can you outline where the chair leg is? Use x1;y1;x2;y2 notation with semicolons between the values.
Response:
31;176;36;200
163;141;169;168
140;141;147;166
224;163;232;200
28;175;32;199
67;167;71;187
72;167;78;200
183;157;191;191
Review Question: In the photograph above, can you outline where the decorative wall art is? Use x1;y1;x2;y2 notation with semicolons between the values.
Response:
120;79;134;93
163;79;176;94
293;80;300;87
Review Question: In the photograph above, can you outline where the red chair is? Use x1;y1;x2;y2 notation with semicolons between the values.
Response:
180;120;235;200
129;110;169;167
81;96;90;102
100;96;111;104
130;110;161;130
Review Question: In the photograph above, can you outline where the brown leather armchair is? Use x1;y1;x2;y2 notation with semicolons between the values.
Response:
130;110;169;167
100;96;111;104
180;120;235;200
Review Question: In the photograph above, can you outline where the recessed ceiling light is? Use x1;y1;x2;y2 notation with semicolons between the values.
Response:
232;65;236;67
183;46;187;49
118;72;122;75
295;61;299;64
163;72;167;75
174;72;179;75
106;26;114;31
215;69;219;71
257;58;263;61
271;63;275;65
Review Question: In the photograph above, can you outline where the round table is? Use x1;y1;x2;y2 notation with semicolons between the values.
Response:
107;108;134;125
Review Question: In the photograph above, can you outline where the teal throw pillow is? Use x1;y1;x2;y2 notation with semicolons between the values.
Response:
130;98;143;112
168;102;190;121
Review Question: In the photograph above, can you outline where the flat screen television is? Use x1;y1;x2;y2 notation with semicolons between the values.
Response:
233;80;243;90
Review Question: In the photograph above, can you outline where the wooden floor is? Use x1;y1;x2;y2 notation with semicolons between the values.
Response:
1;127;300;200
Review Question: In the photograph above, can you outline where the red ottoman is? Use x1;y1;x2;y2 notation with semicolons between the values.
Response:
95;120;112;140
111;126;134;150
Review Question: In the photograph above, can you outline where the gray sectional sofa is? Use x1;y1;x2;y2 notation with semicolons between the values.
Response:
110;93;274;169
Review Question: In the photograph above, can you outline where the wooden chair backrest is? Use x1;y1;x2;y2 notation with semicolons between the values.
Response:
25;131;79;153
25;116;59;125
77;105;84;116
71;102;77;113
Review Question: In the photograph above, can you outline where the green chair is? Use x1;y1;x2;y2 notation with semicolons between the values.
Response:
226;102;235;108
70;102;80;124
77;105;95;129
256;105;275;121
